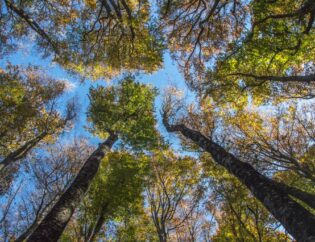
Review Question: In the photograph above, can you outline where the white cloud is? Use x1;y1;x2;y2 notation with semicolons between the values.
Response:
165;86;184;98
61;79;77;92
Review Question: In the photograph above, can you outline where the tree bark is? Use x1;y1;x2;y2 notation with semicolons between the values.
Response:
26;134;117;242
163;118;315;241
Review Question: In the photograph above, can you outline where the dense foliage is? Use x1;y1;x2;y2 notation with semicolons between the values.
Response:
0;0;315;241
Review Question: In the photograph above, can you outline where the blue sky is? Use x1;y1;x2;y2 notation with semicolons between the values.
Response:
1;47;193;149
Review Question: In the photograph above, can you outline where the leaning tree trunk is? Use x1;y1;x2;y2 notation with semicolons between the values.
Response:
0;132;48;195
163;119;315;242
86;203;108;242
0;131;48;172
27;134;117;242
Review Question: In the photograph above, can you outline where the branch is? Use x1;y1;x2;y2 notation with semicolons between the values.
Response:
229;72;315;83
0;131;48;171
4;0;59;54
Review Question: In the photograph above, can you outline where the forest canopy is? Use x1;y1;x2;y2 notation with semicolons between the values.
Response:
0;0;315;241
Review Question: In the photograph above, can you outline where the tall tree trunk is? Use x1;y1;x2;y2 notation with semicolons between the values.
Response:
16;190;62;242
26;134;117;242
163;119;315;241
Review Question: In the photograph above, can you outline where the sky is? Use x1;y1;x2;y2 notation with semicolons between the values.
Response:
0;44;194;150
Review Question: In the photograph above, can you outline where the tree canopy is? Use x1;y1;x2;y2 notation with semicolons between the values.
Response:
0;0;315;241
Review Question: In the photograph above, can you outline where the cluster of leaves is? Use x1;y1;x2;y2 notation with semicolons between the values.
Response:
158;0;315;108
0;64;66;157
1;0;164;79
87;151;148;221
157;0;250;78
145;149;204;241
88;77;159;149
219;103;315;184
63;0;165;79
0;0;78;56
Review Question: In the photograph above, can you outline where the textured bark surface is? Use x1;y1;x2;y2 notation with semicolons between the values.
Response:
163;119;315;242
27;134;117;242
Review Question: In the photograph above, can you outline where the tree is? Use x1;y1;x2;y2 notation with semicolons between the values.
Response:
202;154;291;241
1;0;164;79
157;0;248;79
162;95;315;241
172;200;214;242
27;77;158;241
145;149;203;242
62;0;164;79
158;0;315;107
61;151;149;242
222;103;315;184
0;177;23;241
0;64;75;194
13;139;92;242
112;210;158;242
1;0;77;56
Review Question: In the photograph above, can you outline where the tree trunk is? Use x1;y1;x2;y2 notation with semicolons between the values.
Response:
26;134;117;242
0;132;48;195
0;131;47;172
86;203;108;242
16;219;40;242
163;119;315;241
16;190;62;242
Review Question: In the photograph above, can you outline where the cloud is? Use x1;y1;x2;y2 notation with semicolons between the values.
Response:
61;79;77;92
165;86;184;98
